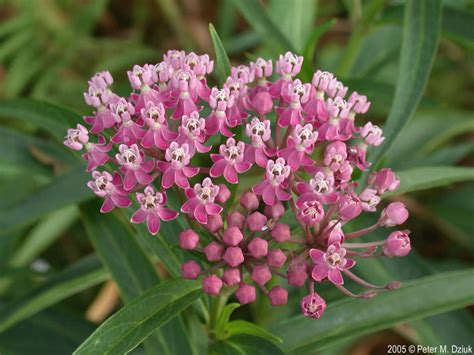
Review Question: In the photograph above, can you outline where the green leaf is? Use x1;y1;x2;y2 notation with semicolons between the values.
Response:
215;303;240;340
385;166;474;196
209;23;231;84
73;279;201;355
225;320;282;344
230;0;296;53
0;309;96;355
441;6;474;49
301;19;337;80
268;0;317;52
0;99;81;140
9;205;79;268
271;269;474;353
211;334;284;355
0;165;91;233
0;255;108;332
363;0;442;178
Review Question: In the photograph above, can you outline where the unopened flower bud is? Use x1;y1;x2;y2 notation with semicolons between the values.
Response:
179;229;200;250
379;202;409;227
206;214;224;233
204;241;224;261
288;261;307;286
247;212;267;232
222;268;241;286
383;230;411;257
240;191;259;210
268;286;288;306
271;223;290;243
223;247;245;267
223;226;244;246
235;283;256;304
267;249;287;268
215;184;231;204
181;260;201;280
251;265;272;285
227;211;246;229
202;274;223;295
362;290;377;299
387;281;401;290
264;201;285;219
247;237;268;258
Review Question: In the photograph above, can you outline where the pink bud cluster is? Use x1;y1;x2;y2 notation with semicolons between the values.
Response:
66;50;411;319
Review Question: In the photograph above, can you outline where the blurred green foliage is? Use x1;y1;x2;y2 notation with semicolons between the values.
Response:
0;0;473;354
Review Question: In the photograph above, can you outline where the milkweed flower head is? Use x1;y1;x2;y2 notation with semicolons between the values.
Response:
66;50;411;319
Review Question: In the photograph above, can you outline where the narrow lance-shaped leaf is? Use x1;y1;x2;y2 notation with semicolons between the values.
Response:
0;99;81;140
270;269;474;354
73;279;202;355
384;166;474;197
230;0;296;53
209;23;231;85
362;0;442;179
0;255;108;332
0;165;91;233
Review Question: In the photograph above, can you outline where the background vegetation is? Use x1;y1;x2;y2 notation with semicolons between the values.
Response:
0;0;473;354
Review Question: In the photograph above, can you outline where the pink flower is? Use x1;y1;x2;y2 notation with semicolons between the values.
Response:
210;138;252;184
361;122;384;146
276;80;311;127
379;202;409;227
310;243;355;285
383;230;411;257
181;178;223;224
111;98;145;145
156;143;199;189
141;102;178;150
318;97;350;140
338;193;362;221
87;171;131;213
88;71;113;88
252;158;291;205
245;117;272;168
347;91;371;114
83;135;112;172
324;141;347;172
83;106;117;134
83;83;112;108
64;124;89;150
183;52;213;79
369;168;400;194
169;69;200;119
250;58;273;81
127;64;157;90
298;198;325;225
278;124;318;170
300;293;326;319
163;49;185;70
205;88;235;137
347;144;369;171
131;187;178;235
270;52;303;97
359;188;381;212
306;169;338;204
276;52;303;78
177;111;210;154
115;144;154;191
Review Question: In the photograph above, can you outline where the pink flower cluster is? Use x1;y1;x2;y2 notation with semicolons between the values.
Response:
66;50;411;319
